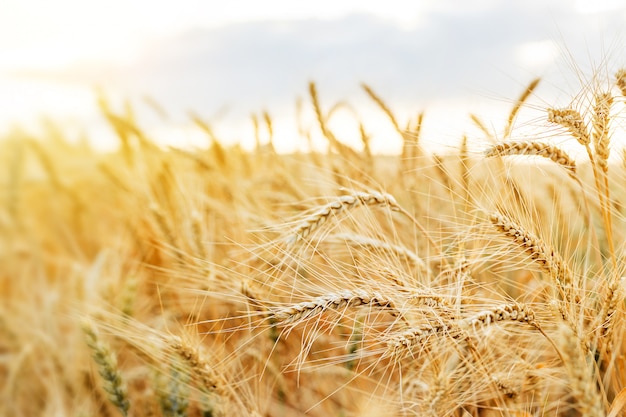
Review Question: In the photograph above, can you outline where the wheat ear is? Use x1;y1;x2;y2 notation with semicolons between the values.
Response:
387;303;538;357
547;107;612;247
386;321;455;356
157;366;190;417
592;92;613;174
287;191;443;261
485;141;577;178
547;108;591;146
361;83;402;135
595;277;624;358
591;91;617;270
82;320;130;417
558;323;606;416
503;77;540;138
459;303;539;331
309;82;357;159
272;289;400;325
615;68;626;97
167;335;225;397
470;113;494;142
488;211;575;300
286;191;400;245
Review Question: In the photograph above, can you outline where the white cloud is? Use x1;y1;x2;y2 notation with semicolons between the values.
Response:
1;1;625;152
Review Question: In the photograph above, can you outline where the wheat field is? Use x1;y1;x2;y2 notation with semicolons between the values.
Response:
2;69;626;417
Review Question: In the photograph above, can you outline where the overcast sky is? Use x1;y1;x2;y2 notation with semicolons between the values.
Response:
1;0;625;152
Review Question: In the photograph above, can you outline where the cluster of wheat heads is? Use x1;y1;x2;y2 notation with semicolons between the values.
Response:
2;69;626;416
221;71;626;416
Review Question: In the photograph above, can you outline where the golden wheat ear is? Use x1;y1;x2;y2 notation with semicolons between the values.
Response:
271;289;402;325
503;77;541;139
285;191;401;246
488;211;574;289
615;68;626;96
485;141;577;178
557;322;606;416
547;108;591;146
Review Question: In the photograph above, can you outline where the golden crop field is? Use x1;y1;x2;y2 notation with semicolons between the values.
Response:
2;72;626;417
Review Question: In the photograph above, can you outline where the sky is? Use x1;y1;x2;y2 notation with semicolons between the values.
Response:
1;0;625;153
